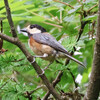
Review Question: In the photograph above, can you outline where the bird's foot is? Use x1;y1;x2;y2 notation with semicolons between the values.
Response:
30;53;48;64
34;53;48;58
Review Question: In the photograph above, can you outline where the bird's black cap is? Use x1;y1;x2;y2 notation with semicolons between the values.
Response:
29;24;46;32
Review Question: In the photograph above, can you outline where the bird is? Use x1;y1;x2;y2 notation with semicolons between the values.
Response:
20;24;85;68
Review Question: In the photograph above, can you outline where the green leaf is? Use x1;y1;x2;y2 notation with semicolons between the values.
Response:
39;6;59;12
3;16;45;22
83;14;97;21
0;0;33;14
61;36;77;51
82;67;91;83
68;5;82;14
0;0;14;8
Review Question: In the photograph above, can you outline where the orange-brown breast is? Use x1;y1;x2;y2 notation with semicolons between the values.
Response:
29;36;55;58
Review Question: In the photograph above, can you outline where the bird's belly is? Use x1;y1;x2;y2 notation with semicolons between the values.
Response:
30;46;43;55
28;38;56;61
31;45;55;61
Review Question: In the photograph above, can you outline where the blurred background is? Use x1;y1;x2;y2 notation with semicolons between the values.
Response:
0;0;98;99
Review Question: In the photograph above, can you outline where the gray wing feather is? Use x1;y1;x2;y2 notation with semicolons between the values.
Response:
32;33;69;54
32;33;85;67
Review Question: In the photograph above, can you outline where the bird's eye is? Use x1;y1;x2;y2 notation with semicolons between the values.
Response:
30;25;34;29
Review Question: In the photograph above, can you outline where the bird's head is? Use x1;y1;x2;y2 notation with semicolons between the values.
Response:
20;24;46;35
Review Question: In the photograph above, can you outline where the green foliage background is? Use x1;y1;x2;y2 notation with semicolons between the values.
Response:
0;0;98;99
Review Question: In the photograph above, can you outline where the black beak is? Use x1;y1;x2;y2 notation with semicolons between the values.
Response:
20;28;27;32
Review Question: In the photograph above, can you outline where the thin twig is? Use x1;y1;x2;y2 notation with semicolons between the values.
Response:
0;79;10;90
43;21;63;28
10;58;24;62
64;21;89;88
4;0;17;37
77;21;89;42
43;71;63;100
53;0;74;9
64;12;90;97
0;81;8;89
87;3;98;13
67;68;78;88
24;91;32;100
47;12;60;23
26;9;62;28
25;9;53;22
28;85;45;95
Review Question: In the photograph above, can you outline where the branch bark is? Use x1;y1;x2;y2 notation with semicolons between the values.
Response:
4;0;17;37
53;0;74;9
0;20;3;49
2;0;63;99
83;1;100;100
0;32;62;100
43;71;63;100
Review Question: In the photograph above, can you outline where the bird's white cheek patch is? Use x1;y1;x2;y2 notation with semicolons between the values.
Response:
27;27;41;34
43;53;48;57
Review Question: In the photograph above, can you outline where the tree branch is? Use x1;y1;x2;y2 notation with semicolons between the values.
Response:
65;21;89;65
77;21;89;42
53;0;74;9
26;9;63;28
0;80;9;89
83;1;100;100
25;9;53;22
87;3;98;13
43;71;63;100
0;32;18;44
0;32;62;100
10;58;24;62
0;20;3;33
62;12;90;99
1;0;63;99
0;20;3;49
24;85;45;100
67;68;78;88
4;0;17;37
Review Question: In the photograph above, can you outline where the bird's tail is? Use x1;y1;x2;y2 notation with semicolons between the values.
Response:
65;54;85;67
57;52;85;67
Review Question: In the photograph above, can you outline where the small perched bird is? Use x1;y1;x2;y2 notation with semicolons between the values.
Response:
20;24;85;67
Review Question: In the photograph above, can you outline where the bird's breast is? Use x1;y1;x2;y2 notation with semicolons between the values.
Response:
28;37;56;61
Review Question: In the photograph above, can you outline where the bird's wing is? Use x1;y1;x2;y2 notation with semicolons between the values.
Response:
32;33;69;54
32;33;85;67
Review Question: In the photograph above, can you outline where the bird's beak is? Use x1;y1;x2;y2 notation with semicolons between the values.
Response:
20;28;27;33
